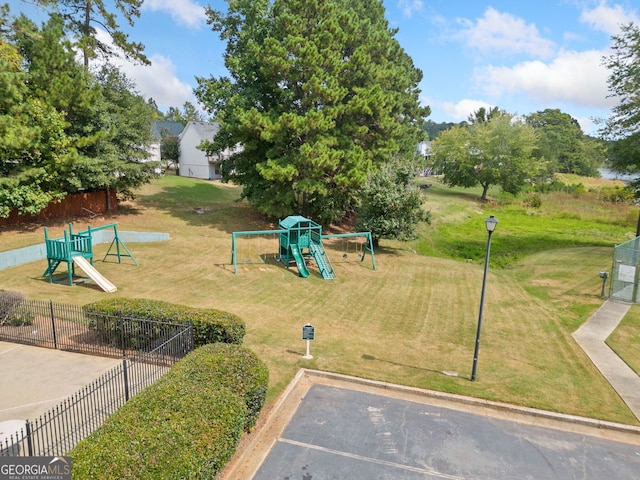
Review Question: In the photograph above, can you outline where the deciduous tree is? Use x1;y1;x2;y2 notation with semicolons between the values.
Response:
527;108;604;177
0;10;156;216
431;112;539;200
355;160;429;247
164;102;206;125
600;22;640;234
600;23;640;177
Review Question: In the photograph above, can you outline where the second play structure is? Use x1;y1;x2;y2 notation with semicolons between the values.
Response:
231;215;375;279
42;223;137;292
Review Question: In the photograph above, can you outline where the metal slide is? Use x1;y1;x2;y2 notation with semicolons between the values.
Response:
289;244;310;278
72;256;117;292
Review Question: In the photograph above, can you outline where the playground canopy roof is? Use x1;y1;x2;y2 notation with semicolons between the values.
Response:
278;216;320;229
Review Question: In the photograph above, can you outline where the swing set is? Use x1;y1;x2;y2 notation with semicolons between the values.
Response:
231;216;376;279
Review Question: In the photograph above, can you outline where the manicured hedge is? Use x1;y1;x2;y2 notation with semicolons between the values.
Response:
171;343;269;430
70;344;269;479
84;297;245;347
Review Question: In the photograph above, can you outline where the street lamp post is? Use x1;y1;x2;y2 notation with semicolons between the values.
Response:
471;215;498;382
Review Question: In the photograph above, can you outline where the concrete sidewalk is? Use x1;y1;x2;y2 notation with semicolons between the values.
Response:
0;341;120;422
573;300;640;420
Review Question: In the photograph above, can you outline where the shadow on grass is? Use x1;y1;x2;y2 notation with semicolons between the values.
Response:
361;353;466;379
422;187;484;203
0;205;144;235
221;255;311;278
33;273;107;292
135;180;273;234
421;233;617;268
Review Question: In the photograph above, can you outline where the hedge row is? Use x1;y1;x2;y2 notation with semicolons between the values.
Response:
171;343;269;430
0;290;32;326
84;297;245;347
70;343;269;479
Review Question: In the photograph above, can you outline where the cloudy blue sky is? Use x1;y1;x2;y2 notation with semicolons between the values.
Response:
9;0;640;134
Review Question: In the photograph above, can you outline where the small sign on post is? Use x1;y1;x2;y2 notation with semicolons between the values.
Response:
302;323;314;359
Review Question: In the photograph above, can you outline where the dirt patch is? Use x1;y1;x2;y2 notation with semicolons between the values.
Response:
0;316;135;359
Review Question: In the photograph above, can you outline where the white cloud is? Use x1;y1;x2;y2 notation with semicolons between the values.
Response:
459;7;556;58
574;115;598;134
143;0;207;29
474;49;614;109
440;99;496;121
398;0;424;17
580;1;640;35
120;54;196;109
93;29;195;109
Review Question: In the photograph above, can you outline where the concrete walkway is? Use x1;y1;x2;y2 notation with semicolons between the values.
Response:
573;300;640;421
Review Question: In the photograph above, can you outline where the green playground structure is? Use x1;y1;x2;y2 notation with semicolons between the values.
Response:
43;223;137;290
231;215;375;279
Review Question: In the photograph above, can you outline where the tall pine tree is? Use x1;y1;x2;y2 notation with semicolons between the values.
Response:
196;0;428;223
28;0;148;69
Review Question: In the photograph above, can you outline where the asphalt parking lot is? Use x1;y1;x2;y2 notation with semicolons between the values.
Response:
222;370;640;480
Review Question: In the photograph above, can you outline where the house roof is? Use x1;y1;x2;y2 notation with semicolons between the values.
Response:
181;121;220;141
151;121;184;139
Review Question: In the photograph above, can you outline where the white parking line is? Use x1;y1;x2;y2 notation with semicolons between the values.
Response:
278;437;465;479
0;397;70;415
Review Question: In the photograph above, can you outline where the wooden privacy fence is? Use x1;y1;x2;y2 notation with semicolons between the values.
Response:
0;189;117;227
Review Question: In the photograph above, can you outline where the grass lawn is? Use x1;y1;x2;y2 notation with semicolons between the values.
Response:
607;305;640;376
1;173;638;425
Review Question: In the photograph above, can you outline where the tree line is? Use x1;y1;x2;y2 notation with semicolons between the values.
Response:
0;2;156;218
425;19;640;206
3;0;640;245
428;107;607;200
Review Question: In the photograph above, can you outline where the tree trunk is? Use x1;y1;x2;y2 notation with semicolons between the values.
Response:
480;184;489;201
83;1;91;69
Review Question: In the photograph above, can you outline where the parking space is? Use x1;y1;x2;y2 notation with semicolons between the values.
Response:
222;370;640;480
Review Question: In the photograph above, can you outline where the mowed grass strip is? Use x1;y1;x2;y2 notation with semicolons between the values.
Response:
607;306;640;376
0;173;637;425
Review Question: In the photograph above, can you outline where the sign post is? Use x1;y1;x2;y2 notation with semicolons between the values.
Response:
302;323;315;359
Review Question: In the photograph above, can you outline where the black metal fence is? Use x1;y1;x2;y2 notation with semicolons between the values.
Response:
0;299;193;457
0;298;192;359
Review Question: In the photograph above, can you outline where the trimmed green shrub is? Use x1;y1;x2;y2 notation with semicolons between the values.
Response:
70;343;269;479
84;297;245;347
0;290;32;326
171;343;269;431
70;377;246;479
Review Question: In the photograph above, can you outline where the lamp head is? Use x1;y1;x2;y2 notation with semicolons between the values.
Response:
485;215;498;233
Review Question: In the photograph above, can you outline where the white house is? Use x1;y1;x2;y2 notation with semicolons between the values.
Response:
147;121;184;164
416;140;434;176
416;140;432;159
178;121;242;180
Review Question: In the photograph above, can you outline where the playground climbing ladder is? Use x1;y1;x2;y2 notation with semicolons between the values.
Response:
309;242;334;280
